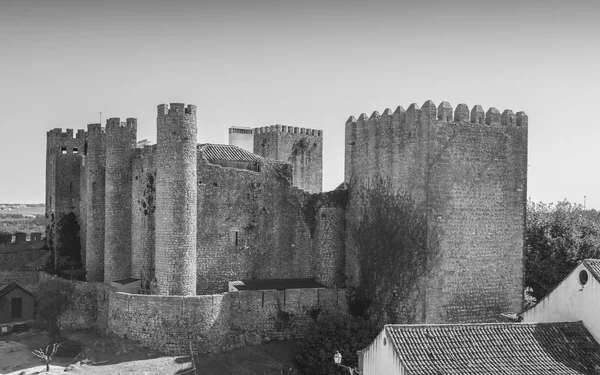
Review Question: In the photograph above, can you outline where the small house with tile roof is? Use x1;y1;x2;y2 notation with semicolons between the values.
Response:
358;322;600;375
522;259;600;343
0;282;35;323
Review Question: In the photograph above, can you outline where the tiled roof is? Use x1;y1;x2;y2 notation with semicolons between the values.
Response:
583;259;600;283
199;144;265;163
0;282;34;298
385;322;600;375
233;278;326;291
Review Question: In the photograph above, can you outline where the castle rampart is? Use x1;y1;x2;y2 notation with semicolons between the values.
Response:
104;118;137;282
253;125;323;194
345;100;527;323
155;104;197;295
85;123;106;282
131;145;156;287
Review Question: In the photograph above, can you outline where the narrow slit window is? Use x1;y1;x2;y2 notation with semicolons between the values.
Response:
235;231;238;246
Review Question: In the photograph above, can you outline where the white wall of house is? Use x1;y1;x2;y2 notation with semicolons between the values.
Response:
522;262;600;343
360;328;404;375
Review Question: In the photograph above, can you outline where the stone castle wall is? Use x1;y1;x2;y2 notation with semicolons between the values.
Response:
195;153;345;294
345;100;527;323
104;118;137;282
254;126;323;194
155;104;197;295
131;145;156;285
39;272;346;355
107;287;346;355
45;129;86;249
85;124;106;282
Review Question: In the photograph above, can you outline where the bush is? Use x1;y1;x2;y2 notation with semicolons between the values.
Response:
294;311;379;375
36;277;75;334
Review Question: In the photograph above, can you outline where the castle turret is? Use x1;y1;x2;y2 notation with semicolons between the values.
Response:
104;118;137;282
45;128;86;267
85;123;106;282
253;125;323;193
345;100;528;324
155;103;197;296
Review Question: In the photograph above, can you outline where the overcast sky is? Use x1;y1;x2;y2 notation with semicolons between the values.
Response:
1;0;599;207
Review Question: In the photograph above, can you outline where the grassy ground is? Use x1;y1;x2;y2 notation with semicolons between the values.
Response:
1;329;302;375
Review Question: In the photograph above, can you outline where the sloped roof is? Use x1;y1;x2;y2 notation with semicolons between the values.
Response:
199;144;265;163
0;282;34;299
385;322;600;375
583;259;600;283
233;278;325;291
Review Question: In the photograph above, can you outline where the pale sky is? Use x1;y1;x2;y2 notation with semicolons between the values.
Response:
1;0;599;207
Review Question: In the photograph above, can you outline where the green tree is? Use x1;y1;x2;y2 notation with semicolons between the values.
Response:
294;311;379;375
36;277;75;335
525;200;600;301
53;212;82;271
350;178;439;324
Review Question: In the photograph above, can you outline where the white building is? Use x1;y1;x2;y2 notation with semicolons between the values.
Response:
228;127;254;152
522;258;600;342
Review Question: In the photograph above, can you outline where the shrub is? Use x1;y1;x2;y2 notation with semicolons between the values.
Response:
294;311;379;375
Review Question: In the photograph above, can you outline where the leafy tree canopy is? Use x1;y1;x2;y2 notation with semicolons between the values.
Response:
526;200;600;301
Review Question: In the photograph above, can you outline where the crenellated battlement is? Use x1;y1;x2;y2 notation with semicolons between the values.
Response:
105;117;137;131
46;128;86;139
157;103;197;116
254;125;322;137
87;123;105;134
346;100;528;128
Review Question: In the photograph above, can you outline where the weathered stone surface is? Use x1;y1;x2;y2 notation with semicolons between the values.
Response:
344;101;527;323
155;104;197;296
253;125;323;194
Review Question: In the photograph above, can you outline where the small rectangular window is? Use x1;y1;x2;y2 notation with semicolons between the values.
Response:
61;147;67;154
73;148;78;154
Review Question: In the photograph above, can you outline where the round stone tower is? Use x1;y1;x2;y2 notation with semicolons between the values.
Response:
104;118;137;282
85;123;106;282
155;103;197;295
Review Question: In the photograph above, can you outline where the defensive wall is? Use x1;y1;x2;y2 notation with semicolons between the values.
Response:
254;125;323;194
127;140;345;294
0;232;46;271
345;100;527;324
195;152;346;294
39;272;347;355
46;129;86;251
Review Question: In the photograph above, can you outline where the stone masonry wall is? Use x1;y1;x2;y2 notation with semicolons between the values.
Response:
45;129;86;249
196;154;346;294
254;126;323;193
131;145;156;287
155;104;197;296
106;287;347;355
344;100;527;324
104;118;137;282
39;272;112;332
85;124;106;282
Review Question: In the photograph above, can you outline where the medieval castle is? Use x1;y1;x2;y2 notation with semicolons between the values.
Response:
45;100;527;325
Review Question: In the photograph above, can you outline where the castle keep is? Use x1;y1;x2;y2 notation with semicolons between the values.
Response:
46;100;527;325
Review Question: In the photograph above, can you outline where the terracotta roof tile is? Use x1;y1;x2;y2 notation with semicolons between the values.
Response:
583;259;600;283
199;144;265;163
384;322;600;374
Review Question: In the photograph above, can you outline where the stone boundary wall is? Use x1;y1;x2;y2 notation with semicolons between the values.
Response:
106;287;346;355
0;270;39;292
0;239;46;252
39;272;112;331
0;248;47;271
